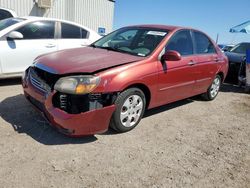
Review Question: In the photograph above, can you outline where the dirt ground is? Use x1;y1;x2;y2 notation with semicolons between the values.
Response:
0;79;249;188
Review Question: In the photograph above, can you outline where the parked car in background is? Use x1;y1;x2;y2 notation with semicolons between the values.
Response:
218;44;235;52
225;42;250;80
0;16;101;79
22;25;228;136
0;7;17;20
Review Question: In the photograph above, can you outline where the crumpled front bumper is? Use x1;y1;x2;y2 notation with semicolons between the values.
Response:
22;72;116;137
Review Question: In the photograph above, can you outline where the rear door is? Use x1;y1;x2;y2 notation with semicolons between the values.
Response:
57;22;90;50
192;30;219;95
0;20;57;74
157;30;197;105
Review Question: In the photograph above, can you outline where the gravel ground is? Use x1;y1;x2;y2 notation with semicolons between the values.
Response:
0;79;249;188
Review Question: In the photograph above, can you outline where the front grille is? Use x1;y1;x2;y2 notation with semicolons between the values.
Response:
29;67;60;93
29;68;51;93
33;67;59;89
30;70;48;93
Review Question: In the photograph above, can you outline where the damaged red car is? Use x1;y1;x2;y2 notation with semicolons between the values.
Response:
22;25;228;136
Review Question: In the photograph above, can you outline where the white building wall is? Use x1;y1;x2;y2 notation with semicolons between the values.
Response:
0;0;114;33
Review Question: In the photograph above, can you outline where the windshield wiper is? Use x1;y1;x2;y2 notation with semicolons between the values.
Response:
89;44;116;51
89;45;122;53
99;46;120;52
101;46;135;54
93;46;144;57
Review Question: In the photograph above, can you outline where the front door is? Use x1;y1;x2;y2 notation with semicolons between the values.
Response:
0;21;57;74
157;30;196;106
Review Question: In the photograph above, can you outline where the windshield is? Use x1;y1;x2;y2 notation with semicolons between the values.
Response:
0;18;24;32
230;43;250;54
93;27;168;57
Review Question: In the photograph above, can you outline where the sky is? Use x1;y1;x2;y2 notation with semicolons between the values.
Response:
113;0;250;45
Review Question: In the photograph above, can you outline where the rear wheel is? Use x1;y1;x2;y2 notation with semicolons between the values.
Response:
202;75;221;101
110;88;146;133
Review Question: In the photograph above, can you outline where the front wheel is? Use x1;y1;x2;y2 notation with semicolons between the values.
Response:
110;88;146;133
202;75;222;101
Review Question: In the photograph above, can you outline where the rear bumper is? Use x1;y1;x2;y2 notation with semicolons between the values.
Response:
22;75;115;137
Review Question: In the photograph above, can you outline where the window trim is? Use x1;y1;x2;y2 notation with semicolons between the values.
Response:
164;29;195;57
191;30;217;55
54;21;60;39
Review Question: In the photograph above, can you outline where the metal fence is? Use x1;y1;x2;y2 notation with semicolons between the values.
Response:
0;0;114;34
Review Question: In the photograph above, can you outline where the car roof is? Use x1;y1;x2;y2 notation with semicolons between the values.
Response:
21;16;79;24
123;24;193;31
0;16;100;37
19;16;97;33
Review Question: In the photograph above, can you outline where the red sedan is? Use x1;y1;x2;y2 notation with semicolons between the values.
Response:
22;25;228;136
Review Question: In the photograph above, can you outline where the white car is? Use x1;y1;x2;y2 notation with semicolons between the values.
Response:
0;16;101;78
0;7;17;20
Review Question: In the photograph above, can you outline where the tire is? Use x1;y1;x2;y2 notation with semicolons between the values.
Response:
110;88;146;133
202;75;222;101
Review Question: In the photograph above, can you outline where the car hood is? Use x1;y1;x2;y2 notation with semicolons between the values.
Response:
225;52;245;63
35;47;145;74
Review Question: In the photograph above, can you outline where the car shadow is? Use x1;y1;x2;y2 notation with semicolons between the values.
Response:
101;98;194;135
220;83;246;94
0;78;22;86
0;94;97;145
1;83;243;143
144;98;194;118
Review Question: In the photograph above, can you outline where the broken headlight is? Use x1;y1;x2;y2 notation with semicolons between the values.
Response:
54;75;101;95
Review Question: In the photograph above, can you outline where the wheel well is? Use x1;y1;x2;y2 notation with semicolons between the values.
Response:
124;84;151;109
217;72;224;81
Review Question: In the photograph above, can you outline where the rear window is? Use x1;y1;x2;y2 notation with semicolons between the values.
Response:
0;18;24;31
61;23;88;39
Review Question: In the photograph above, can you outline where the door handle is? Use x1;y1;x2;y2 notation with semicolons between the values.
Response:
214;57;223;62
45;44;56;48
214;58;219;62
188;61;196;66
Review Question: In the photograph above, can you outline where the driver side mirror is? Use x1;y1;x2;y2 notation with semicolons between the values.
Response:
7;31;23;40
162;50;181;61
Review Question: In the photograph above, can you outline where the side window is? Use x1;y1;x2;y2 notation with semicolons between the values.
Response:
165;30;193;56
16;21;55;39
0;10;13;20
61;23;88;39
193;31;216;54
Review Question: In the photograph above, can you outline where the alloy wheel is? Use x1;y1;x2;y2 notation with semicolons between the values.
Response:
210;77;221;98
